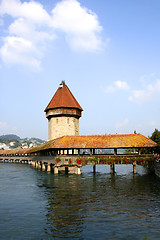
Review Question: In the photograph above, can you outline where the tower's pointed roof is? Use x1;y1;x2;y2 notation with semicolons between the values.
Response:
45;81;83;112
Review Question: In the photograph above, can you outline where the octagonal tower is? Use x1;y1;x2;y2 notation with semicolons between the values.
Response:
45;81;83;140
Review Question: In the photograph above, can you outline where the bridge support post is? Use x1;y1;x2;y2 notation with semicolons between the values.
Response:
93;164;96;174
54;167;59;174
42;163;46;171
133;162;136;174
75;167;81;175
32;161;35;167
110;164;115;174
47;164;51;172
38;162;41;169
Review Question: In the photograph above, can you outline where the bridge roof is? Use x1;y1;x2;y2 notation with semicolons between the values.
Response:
53;134;157;149
0;134;157;155
45;81;83;112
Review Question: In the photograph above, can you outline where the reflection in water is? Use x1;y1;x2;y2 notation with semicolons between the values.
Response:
44;175;86;238
39;165;160;239
0;164;160;239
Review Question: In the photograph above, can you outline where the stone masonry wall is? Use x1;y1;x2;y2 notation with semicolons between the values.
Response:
48;116;79;140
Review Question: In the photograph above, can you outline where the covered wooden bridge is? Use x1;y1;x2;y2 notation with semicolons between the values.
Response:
0;133;157;174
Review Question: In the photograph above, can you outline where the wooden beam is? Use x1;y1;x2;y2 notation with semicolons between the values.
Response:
110;164;115;174
114;148;117;155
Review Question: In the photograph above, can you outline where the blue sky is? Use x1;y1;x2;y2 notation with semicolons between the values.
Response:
0;0;160;140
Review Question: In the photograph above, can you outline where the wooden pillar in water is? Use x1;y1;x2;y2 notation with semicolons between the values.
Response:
32;161;36;167
75;167;81;175
47;164;51;172
54;167;58;174
133;162;136;174
42;163;46;171
93;164;96;174
65;167;68;174
38;162;41;169
110;164;115;174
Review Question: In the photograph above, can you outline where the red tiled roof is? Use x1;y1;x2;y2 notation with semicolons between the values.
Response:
45;82;83;112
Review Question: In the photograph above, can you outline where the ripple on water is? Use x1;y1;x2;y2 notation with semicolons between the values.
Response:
0;163;160;240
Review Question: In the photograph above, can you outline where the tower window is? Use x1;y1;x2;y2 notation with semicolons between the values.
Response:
56;118;58;124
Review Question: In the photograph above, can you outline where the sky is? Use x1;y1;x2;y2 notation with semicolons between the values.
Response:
0;0;160;140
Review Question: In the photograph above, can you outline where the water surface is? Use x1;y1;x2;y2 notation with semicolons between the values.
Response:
0;163;160;239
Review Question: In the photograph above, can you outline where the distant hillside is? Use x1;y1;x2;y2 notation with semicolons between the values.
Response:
0;134;21;141
23;137;44;144
0;134;45;144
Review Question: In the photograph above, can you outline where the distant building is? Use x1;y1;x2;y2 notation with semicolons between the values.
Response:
0;143;10;150
9;141;16;147
45;81;83;140
21;143;28;149
29;143;37;148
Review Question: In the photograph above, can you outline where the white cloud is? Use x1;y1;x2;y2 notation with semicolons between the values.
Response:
51;0;102;51
115;118;129;128
0;36;41;69
139;73;156;84
0;18;3;26
0;0;104;69
9;18;54;43
0;0;50;24
114;81;130;90
105;81;130;93
1;18;55;69
128;89;151;104
103;76;160;105
0;0;55;69
129;79;160;104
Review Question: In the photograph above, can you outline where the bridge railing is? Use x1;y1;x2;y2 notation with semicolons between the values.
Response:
53;154;155;167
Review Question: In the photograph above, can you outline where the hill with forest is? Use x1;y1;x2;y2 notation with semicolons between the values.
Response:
0;134;45;149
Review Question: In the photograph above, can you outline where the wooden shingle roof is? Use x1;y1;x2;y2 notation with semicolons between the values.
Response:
53;134;157;149
0;134;157;155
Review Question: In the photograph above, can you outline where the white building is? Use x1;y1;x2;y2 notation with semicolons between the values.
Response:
0;143;10;150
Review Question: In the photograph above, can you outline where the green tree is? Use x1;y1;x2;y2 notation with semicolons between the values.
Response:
150;128;160;153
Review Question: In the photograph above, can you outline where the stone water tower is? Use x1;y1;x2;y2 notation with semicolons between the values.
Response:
45;81;83;140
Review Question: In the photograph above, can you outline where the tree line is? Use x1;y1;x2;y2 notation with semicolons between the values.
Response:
150;128;160;154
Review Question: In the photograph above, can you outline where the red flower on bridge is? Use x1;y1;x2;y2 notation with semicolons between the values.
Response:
55;158;61;162
76;158;83;164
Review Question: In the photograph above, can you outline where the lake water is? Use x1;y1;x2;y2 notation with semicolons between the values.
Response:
0;163;160;240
